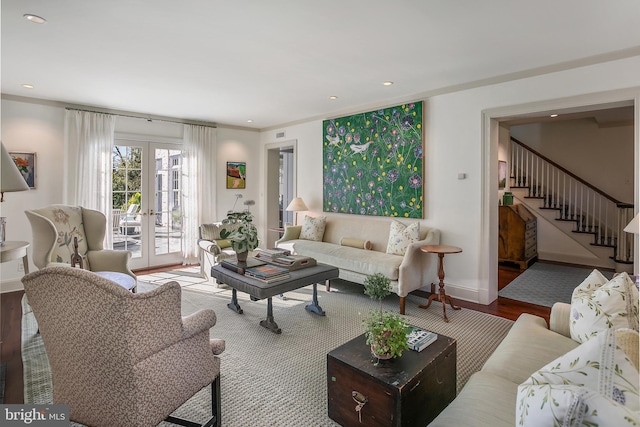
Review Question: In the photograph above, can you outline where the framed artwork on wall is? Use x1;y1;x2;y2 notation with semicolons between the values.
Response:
10;151;36;189
498;160;507;189
226;161;246;189
322;101;424;218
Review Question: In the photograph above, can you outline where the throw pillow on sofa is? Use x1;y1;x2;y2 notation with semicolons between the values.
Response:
516;329;640;426
299;215;327;241
570;271;639;343
386;220;420;255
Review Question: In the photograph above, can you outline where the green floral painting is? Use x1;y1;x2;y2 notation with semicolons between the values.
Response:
322;102;423;217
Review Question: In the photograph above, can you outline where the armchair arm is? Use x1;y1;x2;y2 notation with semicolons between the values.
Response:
550;302;572;337
198;239;222;256
87;249;135;279
276;225;302;244
397;229;441;297
182;309;217;340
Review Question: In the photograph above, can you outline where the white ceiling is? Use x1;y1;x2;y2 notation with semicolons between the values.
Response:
2;0;640;130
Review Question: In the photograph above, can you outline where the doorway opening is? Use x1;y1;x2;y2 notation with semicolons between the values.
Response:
264;140;297;248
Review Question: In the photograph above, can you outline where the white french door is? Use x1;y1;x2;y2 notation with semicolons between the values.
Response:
112;139;185;269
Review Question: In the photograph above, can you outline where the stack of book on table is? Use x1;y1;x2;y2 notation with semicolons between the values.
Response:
220;257;266;275
268;254;317;270
256;248;291;262
245;264;290;282
406;326;438;352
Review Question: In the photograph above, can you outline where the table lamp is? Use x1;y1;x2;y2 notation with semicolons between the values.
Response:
0;142;30;245
286;197;308;226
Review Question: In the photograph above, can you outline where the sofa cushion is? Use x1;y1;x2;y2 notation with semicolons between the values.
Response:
386;220;419;255
517;329;640;425
428;371;517;427
570;271;639;343
340;237;372;250
200;223;222;241
299;215;326;241
292;240;402;280
482;313;579;385
516;384;639;427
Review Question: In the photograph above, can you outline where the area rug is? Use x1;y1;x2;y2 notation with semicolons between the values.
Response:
498;262;614;307
23;280;513;427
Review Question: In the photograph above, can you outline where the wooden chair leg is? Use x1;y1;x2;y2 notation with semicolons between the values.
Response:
211;374;221;427
399;296;406;315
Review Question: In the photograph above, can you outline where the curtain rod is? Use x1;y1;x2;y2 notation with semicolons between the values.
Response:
65;107;217;128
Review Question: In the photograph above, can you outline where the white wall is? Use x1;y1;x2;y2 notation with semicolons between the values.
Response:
261;55;640;304
1;97;260;291
510;119;634;202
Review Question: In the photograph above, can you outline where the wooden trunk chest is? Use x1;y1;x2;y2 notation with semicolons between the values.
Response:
498;204;537;269
327;333;456;427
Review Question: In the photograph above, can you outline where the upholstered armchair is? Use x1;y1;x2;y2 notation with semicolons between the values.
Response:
25;204;135;279
198;223;238;279
22;267;225;427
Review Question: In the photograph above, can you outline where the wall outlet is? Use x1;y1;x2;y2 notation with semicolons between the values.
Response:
17;262;24;272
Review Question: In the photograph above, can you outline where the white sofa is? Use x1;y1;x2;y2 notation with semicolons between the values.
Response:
276;214;440;314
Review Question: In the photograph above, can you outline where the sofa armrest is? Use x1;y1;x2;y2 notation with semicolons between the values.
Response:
182;309;217;340
87;249;135;279
198;239;222;256
397;229;441;297
549;302;572;337
276;225;302;243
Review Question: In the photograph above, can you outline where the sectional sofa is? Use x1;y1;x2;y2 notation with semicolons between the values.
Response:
275;214;440;314
429;270;639;426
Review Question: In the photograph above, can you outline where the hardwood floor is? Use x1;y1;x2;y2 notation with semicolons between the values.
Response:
0;264;548;404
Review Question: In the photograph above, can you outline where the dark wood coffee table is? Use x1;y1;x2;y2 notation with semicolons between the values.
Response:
211;263;339;334
327;332;456;427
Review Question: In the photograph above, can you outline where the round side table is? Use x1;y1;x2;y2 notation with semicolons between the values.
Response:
419;245;462;322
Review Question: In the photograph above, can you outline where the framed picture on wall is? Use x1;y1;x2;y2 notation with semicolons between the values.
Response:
498;160;507;190
10;151;36;189
226;161;246;189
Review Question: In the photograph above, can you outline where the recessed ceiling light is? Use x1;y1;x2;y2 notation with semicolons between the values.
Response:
24;14;47;24
383;81;394;86
22;84;34;89
246;119;253;123
328;96;338;100
550;114;558;118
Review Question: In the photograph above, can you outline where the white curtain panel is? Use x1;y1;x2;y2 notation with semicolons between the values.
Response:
182;124;217;264
64;110;116;247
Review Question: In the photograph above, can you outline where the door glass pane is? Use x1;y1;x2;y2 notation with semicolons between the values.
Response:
112;145;142;258
154;148;183;255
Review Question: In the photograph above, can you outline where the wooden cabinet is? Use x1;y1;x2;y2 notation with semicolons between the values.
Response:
499;204;537;269
327;333;456;427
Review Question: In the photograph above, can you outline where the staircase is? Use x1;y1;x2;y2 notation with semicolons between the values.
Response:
508;137;634;270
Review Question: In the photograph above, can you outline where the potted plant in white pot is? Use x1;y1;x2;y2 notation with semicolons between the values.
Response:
362;273;409;364
220;211;259;262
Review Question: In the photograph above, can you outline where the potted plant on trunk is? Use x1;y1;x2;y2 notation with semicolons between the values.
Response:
220;211;259;262
362;273;409;364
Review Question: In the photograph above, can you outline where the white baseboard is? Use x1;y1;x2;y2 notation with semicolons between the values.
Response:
1;278;24;293
416;282;482;304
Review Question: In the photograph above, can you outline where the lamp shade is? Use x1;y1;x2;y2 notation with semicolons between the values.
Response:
1;142;29;198
286;197;308;212
624;213;639;234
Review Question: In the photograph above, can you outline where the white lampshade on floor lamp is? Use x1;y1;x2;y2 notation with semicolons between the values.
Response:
286;197;308;226
0;142;30;245
624;212;639;281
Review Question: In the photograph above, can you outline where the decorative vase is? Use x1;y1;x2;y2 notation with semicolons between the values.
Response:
236;250;249;263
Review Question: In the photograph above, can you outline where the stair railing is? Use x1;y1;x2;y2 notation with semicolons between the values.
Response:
510;137;634;264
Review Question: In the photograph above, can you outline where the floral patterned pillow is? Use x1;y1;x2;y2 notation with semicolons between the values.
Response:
299;216;327;241
570;271;639;343
516;329;640;426
386;220;420;255
37;206;89;265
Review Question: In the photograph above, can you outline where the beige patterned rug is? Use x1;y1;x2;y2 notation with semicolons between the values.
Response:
23;279;514;426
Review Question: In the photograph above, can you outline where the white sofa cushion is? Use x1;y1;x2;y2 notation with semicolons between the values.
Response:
386;220;419;255
293;240;402;280
299;215;327;241
517;329;640;425
570;271;639;343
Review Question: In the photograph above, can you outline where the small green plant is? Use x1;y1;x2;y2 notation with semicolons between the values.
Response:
220;211;259;254
362;273;409;363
